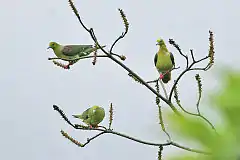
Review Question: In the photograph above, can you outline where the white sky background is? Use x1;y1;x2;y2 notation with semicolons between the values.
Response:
1;0;240;159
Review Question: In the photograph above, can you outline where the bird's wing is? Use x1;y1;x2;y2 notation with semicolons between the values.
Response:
62;45;93;56
154;53;158;67
170;52;175;66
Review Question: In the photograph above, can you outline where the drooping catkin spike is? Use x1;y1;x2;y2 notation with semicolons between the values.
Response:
208;30;215;69
173;81;180;105
52;60;69;69
155;81;160;105
61;130;83;147
158;105;165;131
108;103;113;129
118;8;129;34
92;43;98;65
68;0;80;18
195;74;202;112
128;73;143;84
158;146;163;160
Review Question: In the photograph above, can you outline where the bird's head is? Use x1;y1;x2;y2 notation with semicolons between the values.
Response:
156;38;165;46
47;42;59;50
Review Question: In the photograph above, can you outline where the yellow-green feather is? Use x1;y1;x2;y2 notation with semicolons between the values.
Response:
49;42;105;61
73;106;105;127
155;40;174;83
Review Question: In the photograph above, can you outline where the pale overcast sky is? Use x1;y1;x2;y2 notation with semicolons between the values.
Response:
2;0;240;159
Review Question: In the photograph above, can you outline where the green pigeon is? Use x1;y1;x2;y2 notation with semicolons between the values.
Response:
72;105;105;128
154;38;175;83
47;42;106;69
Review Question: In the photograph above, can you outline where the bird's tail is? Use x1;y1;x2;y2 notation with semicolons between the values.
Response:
95;45;106;50
162;72;171;83
72;114;83;119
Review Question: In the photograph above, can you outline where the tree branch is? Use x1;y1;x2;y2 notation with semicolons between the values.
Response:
53;104;210;155
66;0;180;114
48;54;123;61
169;50;210;102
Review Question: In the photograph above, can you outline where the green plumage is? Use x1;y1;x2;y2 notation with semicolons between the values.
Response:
48;42;106;61
154;38;175;83
73;106;105;127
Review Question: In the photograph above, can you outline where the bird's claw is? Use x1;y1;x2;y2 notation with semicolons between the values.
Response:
159;74;164;79
63;65;70;69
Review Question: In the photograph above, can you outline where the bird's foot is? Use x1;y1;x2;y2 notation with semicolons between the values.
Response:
160;70;171;79
159;74;164;79
69;61;74;65
63;65;70;69
63;61;74;69
89;125;93;129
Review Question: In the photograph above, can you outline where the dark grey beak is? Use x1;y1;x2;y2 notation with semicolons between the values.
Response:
47;46;51;49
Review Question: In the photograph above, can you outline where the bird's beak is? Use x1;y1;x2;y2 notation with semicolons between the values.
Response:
47;46;51;49
156;43;159;45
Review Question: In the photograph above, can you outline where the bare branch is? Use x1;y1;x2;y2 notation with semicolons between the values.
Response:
159;80;169;100
147;79;159;84
110;9;129;54
169;39;189;68
68;0;90;32
158;104;171;141
190;49;195;62
53;105;76;128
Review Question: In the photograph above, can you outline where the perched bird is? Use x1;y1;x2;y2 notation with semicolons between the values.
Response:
154;38;175;83
47;42;106;69
72;105;105;128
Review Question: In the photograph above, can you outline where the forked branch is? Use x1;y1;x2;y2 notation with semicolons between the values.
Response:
53;104;210;155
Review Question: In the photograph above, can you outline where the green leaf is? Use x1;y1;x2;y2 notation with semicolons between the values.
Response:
169;71;240;160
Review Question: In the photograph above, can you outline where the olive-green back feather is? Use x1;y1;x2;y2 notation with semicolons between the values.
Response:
162;72;171;83
87;106;105;127
62;45;106;57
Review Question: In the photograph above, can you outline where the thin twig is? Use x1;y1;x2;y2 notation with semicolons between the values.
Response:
53;105;76;128
68;0;90;32
159;80;169;100
147;79;159;84
170;142;210;155
81;131;105;147
110;9;129;54
169;39;189;68
173;95;216;131
158;104;171;141
190;49;196;62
